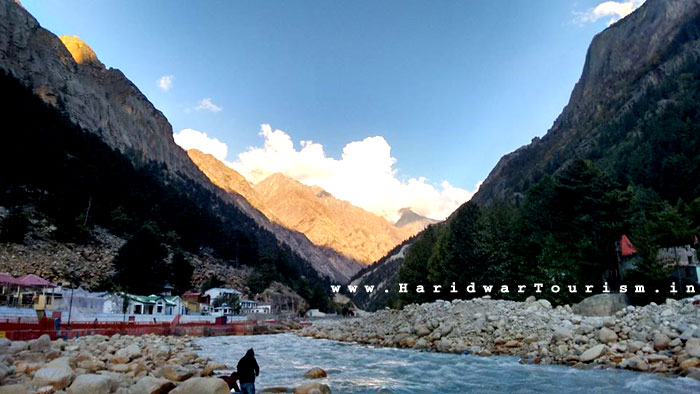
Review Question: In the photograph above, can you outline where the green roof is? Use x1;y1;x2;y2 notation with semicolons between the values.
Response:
126;294;179;306
164;296;181;304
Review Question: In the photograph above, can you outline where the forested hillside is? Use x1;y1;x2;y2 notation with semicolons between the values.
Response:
0;71;334;309
399;159;699;306
396;0;700;307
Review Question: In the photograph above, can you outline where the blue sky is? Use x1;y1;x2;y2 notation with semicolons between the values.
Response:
21;0;642;220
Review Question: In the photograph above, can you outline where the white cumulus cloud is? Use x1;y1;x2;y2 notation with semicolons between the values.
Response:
225;124;478;222
157;75;174;91
576;0;645;26
173;128;228;161
196;98;222;112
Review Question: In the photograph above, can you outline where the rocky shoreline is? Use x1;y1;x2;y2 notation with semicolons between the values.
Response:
0;333;331;394
298;295;700;379
0;333;233;393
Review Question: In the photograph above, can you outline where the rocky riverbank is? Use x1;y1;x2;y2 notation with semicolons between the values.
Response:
0;333;331;394
0;333;233;393
298;295;700;379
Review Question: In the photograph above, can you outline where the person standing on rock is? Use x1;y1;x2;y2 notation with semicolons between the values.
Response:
237;348;260;394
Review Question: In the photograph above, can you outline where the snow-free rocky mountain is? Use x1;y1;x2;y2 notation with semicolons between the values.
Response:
472;0;700;206
351;0;700;309
252;173;422;264
188;150;431;264
394;208;439;230
0;0;361;283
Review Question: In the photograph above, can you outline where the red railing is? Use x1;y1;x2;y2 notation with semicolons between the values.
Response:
0;317;280;341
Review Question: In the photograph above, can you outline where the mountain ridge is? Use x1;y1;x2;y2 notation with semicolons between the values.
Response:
351;0;700;309
185;149;424;265
472;0;700;206
253;172;421;264
186;149;280;223
0;0;361;283
394;207;439;230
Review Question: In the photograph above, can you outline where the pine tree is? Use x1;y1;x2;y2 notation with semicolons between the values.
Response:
0;209;30;243
112;222;168;294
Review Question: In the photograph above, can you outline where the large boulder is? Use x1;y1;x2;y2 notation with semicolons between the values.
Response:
624;356;649;371
537;299;552;309
7;341;28;354
109;363;129;373
680;358;700;372
129;376;176;394
293;382;332;394
687;338;700;358
552;327;572;342
0;385;30;394
414;338;430;350
653;333;671;351
32;366;75;390
0;363;11;382
78;358;105;372
67;374;111;394
114;343;141;363
572;294;629;316
580;344;607;362
29;334;52;353
438;323;453;337
158;365;195;382
413;324;431;337
36;386;56;394
168;377;229;394
201;362;227;377
599;327;618;344
46;357;74;370
304;367;327;379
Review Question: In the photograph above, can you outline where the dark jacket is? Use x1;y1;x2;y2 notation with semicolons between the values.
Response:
237;348;260;384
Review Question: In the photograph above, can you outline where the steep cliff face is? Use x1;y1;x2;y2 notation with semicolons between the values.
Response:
0;0;361;283
253;173;420;264
473;0;700;205
0;2;202;181
349;0;700;308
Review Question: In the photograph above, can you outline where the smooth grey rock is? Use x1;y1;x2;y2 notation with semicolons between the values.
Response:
67;374;111;394
653;333;671;351
599;327;618;344
168;377;229;394
580;344;607;362
33;367;75;390
552;327;572;342
572;294;629;316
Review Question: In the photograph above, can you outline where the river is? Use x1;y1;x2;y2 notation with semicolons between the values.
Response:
196;333;700;393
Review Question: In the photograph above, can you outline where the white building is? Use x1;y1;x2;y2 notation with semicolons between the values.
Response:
306;309;327;318
658;245;697;266
251;304;272;314
240;299;257;314
59;287;106;314
204;288;242;302
102;293;185;315
211;305;237;317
